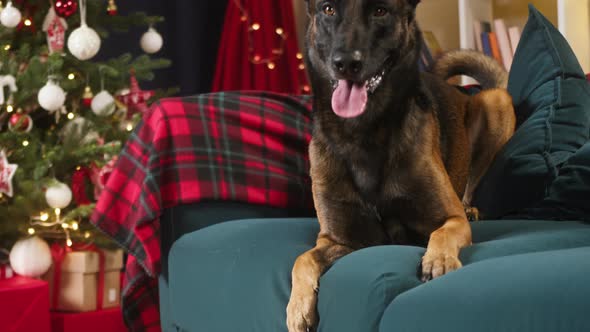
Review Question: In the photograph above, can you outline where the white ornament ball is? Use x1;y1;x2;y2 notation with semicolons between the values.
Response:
9;236;53;278
67;24;101;60
0;2;22;28
140;27;163;54
91;90;116;116
45;181;73;209
38;81;66;112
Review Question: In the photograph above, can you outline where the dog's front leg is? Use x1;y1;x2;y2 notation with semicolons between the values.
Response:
417;157;473;282
287;236;353;332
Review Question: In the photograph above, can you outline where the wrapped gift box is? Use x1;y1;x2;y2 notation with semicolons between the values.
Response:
45;248;124;312
51;307;127;332
0;263;13;279
0;276;51;332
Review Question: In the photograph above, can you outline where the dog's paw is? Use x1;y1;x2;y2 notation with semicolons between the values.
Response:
420;252;462;282
286;288;319;332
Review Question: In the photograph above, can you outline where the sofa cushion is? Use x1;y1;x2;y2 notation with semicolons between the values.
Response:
518;142;590;222
168;217;590;332
472;5;590;219
380;247;590;332
318;219;590;332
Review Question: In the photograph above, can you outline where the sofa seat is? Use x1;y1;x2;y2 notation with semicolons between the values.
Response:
167;218;590;332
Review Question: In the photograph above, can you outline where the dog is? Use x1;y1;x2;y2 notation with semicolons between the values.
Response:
286;0;516;331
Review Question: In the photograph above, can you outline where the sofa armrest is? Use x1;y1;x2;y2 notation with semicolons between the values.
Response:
160;200;315;280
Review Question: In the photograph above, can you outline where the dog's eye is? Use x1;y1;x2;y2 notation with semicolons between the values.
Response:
322;4;336;16
373;7;388;17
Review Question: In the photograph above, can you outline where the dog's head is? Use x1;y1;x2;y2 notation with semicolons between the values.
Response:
304;0;421;118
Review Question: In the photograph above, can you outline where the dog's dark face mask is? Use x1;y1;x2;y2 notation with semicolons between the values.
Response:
305;0;420;118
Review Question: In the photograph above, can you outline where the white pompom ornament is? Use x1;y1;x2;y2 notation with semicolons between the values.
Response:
0;1;22;28
67;24;101;60
38;80;66;112
45;181;73;209
140;27;163;54
9;236;53;278
91;90;116;116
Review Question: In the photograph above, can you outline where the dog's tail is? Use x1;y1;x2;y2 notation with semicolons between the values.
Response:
432;50;508;89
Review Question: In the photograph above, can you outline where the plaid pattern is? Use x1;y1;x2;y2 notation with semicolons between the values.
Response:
90;91;314;331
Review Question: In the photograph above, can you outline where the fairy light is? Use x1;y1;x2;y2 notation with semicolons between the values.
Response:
275;27;284;35
71;222;79;231
298;64;305;70
24;19;32;26
67;112;75;120
22;140;29;147
40;212;49;221
267;62;276;70
55;208;61;217
66;238;73;247
84;231;91;239
68;73;75;80
126;123;134;132
28;228;35;235
4;44;10;51
6;105;13;112
61;222;68;229
296;52;303;60
251;22;261;31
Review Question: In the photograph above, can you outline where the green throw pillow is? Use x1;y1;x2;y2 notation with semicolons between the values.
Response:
472;5;590;219
518;142;590;222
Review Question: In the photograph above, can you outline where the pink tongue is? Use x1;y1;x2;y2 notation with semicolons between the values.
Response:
331;80;367;118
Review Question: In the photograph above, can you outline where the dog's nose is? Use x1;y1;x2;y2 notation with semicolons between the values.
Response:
332;51;363;76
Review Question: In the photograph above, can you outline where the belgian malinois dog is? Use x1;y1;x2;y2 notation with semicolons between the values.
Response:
286;0;516;331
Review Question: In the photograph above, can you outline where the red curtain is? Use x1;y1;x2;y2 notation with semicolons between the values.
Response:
212;0;309;94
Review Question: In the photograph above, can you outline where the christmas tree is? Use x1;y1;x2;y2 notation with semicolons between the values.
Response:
0;0;173;250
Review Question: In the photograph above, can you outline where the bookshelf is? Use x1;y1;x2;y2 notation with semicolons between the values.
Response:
417;0;590;81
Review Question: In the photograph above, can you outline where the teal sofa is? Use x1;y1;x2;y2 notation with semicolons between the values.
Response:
158;6;590;332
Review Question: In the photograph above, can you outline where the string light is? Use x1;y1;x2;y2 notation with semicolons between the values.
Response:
40;212;49;222
71;222;79;230
67;112;75;120
68;73;75;80
126;123;134;132
24;19;32;26
27;228;35;235
22;140;29;147
6;105;13;112
4;45;10;51
232;0;309;93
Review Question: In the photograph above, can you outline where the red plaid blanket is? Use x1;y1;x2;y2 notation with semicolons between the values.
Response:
90;91;314;331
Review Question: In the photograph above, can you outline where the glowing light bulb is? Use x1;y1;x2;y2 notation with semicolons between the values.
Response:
55;208;61;216
126;123;134;132
67;112;75;120
4;45;11;51
40;212;49;221
6;105;14;112
251;23;260;31
267;62;276;70
66;238;73;247
68;73;75;80
24;19;32;26
28;228;35;235
84;231;91;239
71;222;79;230
22;140;29;147
275;27;284;35
296;53;303;60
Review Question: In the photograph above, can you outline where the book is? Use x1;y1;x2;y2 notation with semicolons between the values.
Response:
488;32;504;65
508;26;521;55
422;30;443;58
419;36;435;71
493;19;513;71
481;32;492;58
